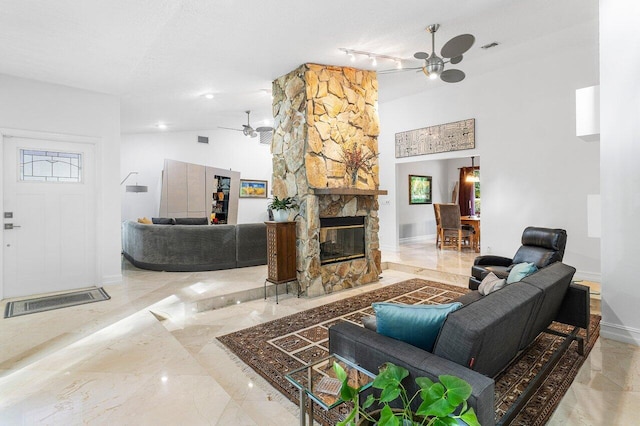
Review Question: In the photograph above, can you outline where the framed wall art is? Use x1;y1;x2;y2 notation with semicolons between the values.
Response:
239;179;268;198
395;118;475;158
409;175;432;205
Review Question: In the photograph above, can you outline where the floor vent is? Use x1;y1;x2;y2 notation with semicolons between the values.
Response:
4;288;110;318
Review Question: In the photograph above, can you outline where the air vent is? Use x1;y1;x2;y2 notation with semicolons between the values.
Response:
481;42;499;49
259;131;272;145
197;136;209;144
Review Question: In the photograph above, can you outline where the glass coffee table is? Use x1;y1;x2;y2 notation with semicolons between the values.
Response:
285;353;375;426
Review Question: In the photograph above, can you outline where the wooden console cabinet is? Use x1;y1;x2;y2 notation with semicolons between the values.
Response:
265;221;297;302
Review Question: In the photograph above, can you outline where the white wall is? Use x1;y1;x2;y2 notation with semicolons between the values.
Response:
378;18;600;281
599;0;640;345
121;129;273;224
0;73;121;296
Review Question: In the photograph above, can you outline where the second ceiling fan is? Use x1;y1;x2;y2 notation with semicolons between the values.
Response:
219;110;273;138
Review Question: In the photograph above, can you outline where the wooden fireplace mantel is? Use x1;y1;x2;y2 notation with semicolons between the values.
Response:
311;188;388;196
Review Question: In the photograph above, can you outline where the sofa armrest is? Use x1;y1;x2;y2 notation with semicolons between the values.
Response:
555;282;591;331
473;255;513;267
329;322;495;426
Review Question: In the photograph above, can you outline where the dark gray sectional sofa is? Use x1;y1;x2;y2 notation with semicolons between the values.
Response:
121;220;267;272
329;262;590;426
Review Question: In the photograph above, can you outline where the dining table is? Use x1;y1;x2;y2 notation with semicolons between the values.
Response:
460;215;480;252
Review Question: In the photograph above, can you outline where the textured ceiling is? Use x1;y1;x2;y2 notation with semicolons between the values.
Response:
0;0;598;133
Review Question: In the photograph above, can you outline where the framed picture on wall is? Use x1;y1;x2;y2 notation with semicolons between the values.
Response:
409;175;432;204
239;179;268;198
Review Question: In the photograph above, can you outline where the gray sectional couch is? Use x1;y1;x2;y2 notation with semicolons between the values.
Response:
329;262;590;426
121;220;267;272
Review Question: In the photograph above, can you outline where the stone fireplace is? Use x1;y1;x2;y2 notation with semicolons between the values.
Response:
271;63;385;297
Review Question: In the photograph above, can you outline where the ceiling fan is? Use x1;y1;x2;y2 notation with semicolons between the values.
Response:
219;110;273;138
381;24;475;83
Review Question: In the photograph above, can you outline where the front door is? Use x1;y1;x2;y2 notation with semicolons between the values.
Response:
3;136;96;298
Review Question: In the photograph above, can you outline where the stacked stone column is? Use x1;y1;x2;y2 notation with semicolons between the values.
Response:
271;63;381;296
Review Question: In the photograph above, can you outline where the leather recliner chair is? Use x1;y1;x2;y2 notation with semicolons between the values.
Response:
469;226;567;289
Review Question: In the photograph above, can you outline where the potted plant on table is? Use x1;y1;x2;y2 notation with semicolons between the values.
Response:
268;196;299;222
334;362;480;426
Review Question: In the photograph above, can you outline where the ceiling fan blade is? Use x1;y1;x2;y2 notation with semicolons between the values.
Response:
219;126;242;132
440;69;466;83
256;126;273;132
378;66;423;75
414;51;429;60
450;55;463;65
440;34;475;58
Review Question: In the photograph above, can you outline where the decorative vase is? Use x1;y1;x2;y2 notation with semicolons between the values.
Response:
272;209;289;222
350;169;359;187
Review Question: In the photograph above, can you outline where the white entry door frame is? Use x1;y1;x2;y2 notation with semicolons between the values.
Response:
0;128;102;300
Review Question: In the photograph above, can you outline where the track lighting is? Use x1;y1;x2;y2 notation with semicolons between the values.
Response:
339;48;404;68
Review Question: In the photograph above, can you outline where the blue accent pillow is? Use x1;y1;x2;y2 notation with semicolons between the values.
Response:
507;262;538;284
373;302;463;352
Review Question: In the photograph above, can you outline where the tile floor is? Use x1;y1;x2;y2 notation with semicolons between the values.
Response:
0;241;638;425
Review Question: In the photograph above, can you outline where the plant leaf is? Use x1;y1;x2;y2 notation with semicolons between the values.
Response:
439;375;472;406
377;405;401;426
334;362;347;382
416;397;456;418
415;376;435;390
432;417;459;426
459;407;481;426
362;394;375;409
379;385;401;403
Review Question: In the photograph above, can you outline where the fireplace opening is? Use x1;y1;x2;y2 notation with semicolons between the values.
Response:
319;216;365;265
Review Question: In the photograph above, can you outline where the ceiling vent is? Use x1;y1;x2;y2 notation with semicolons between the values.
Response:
197;136;209;144
259;131;272;145
481;42;499;49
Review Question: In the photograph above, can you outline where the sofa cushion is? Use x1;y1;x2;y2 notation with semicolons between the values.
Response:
517;262;576;348
174;217;208;225
235;223;267;267
507;262;538;284
478;272;507;295
137;217;152;224
373;302;462;352
433;282;541;377
152;217;175;225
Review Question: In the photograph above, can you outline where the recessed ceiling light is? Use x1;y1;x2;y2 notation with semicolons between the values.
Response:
156;123;168;130
204;93;215;99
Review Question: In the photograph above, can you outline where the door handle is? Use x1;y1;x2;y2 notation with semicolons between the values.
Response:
4;224;21;230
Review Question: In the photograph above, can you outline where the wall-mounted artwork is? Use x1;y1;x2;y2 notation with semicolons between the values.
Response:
395;118;475;158
239;179;268;198
409;175;432;205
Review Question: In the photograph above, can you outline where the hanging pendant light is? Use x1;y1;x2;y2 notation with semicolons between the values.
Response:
466;157;479;182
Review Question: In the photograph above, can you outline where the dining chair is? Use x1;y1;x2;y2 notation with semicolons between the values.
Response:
438;204;475;251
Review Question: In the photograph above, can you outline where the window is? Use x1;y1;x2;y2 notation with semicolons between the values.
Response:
20;149;83;183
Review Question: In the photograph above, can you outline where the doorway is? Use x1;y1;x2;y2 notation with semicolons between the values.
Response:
2;132;97;299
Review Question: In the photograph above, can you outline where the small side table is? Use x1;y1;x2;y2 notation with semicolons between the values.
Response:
285;353;375;426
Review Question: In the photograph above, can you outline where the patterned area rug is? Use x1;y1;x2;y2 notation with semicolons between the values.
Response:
218;279;600;425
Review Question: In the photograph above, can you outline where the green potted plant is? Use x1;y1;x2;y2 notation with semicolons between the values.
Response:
334;362;480;426
268;196;299;222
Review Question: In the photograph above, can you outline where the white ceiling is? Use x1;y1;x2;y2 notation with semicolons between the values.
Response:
0;0;598;134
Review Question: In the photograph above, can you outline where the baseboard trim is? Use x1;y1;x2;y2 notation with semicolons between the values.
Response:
399;234;436;244
600;321;640;346
574;270;601;282
102;274;123;285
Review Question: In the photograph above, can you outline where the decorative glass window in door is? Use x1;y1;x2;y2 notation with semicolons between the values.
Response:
19;149;83;183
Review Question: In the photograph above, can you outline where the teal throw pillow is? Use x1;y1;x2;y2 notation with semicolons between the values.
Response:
373;302;463;352
507;262;538;284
